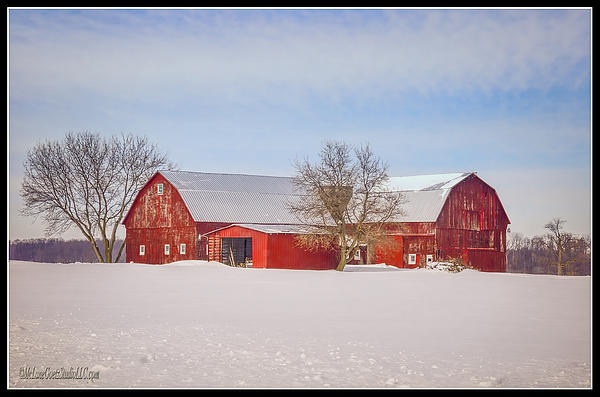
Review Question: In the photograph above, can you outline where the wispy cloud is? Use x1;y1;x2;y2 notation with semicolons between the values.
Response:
9;9;591;105
8;9;592;239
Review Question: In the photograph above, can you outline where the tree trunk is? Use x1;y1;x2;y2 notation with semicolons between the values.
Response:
104;238;112;263
557;248;563;276
336;247;347;271
115;240;126;263
89;238;105;263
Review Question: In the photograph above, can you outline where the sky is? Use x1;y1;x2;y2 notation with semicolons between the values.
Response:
8;8;592;241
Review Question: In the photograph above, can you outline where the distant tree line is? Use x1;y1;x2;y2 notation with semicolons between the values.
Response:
9;238;126;263
507;218;590;276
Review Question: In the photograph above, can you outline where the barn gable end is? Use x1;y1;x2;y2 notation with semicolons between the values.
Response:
124;172;197;264
435;174;510;272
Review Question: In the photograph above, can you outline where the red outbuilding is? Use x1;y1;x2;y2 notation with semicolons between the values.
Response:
202;224;338;270
123;170;509;271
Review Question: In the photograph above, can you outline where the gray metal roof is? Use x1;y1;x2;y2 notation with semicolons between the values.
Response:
228;224;312;234
160;170;296;194
157;170;474;224
396;189;452;222
178;190;302;224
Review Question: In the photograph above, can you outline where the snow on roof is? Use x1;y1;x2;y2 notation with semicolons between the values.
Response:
157;170;475;224
385;172;473;191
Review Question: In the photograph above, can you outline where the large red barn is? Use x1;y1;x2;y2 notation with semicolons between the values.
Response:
123;170;509;271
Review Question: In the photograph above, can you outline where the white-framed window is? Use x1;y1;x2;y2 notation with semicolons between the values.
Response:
426;254;433;263
180;243;186;255
139;245;145;256
164;244;170;255
157;183;164;195
408;254;417;265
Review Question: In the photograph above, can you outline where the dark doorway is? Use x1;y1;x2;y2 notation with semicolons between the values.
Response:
221;237;252;266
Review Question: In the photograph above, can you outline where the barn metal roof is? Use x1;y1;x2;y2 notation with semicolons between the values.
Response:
177;190;302;224
386;172;472;191
397;189;453;222
204;223;313;235
156;170;474;224
160;170;296;194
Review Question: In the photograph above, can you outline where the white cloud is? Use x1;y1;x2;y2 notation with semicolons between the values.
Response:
9;9;591;105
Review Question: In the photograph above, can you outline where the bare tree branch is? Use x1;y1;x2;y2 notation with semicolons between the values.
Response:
288;141;405;271
20;131;171;263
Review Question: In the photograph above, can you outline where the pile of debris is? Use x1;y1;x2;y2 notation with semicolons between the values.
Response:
424;258;474;273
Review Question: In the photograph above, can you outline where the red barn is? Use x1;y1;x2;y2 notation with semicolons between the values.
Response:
375;172;510;272
123;170;509;271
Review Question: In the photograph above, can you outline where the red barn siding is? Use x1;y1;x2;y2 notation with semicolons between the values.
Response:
197;222;234;260
204;225;338;270
209;226;269;268
403;235;436;268
435;175;509;272
124;173;197;264
374;234;435;268
267;234;338;270
375;223;436;268
374;235;403;267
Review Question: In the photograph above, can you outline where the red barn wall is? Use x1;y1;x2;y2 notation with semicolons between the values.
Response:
374;235;403;267
375;222;436;268
205;226;338;270
435;175;509;272
196;222;234;260
208;226;269;268
124;173;197;264
267;234;338;270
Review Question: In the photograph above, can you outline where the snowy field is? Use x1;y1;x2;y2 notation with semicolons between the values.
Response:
8;260;591;389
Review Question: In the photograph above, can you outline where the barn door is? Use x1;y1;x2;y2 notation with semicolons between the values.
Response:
221;238;252;266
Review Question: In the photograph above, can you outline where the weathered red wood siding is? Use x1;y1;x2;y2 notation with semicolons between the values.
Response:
197;222;234;260
204;226;338;270
267;234;338;270
375;222;436;268
208;226;269;268
374;235;404;267
435;174;509;272
124;173;196;264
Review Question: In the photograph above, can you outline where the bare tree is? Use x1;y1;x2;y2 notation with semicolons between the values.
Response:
544;217;567;276
20;131;172;263
289;141;406;271
507;220;590;276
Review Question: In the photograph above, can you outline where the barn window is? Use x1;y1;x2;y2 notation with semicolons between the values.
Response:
164;244;170;255
180;243;186;255
139;245;145;256
157;183;164;195
426;254;433;263
408;254;417;265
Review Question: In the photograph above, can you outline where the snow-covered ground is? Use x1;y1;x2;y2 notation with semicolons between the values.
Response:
8;260;591;389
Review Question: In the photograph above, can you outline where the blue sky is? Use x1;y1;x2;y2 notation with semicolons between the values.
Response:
8;8;591;240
